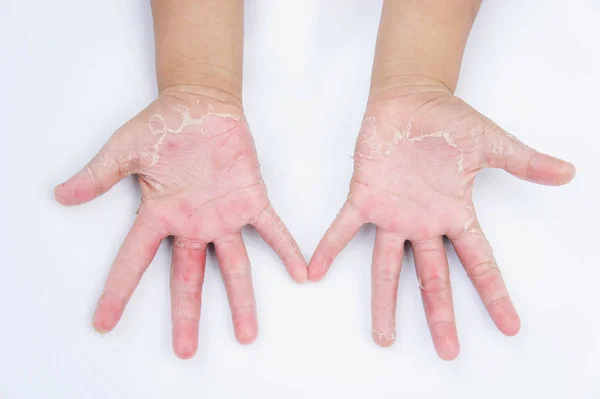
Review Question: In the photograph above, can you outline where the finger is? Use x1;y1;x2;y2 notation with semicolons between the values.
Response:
251;204;307;283
308;202;365;282
482;122;575;186
214;233;258;344
413;237;460;360
93;214;166;333
170;238;206;359
371;229;404;347
54;137;140;206
449;225;520;336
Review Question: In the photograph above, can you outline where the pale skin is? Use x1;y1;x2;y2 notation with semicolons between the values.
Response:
54;0;307;359
308;0;576;360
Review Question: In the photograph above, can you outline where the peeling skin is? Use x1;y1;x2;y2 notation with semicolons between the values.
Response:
372;317;397;341
173;237;205;249
351;99;501;237
310;91;573;359
354;117;390;159
372;329;396;341
55;90;310;355
456;197;479;234
85;164;100;197
355;115;465;175
489;139;515;156
145;104;242;166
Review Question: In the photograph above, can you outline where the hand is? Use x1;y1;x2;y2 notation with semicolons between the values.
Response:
308;87;575;360
54;86;307;359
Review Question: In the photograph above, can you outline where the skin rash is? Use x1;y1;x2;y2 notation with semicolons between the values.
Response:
307;90;576;360
55;91;308;358
53;90;575;362
53;0;577;362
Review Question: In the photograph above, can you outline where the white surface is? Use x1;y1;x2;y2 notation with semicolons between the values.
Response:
2;0;599;398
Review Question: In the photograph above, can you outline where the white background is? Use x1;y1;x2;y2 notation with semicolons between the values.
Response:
2;0;599;398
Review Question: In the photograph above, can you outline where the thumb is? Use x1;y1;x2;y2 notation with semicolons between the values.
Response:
482;123;576;186
54;140;139;206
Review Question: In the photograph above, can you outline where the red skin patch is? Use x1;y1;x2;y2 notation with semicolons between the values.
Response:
308;90;574;360
56;90;307;358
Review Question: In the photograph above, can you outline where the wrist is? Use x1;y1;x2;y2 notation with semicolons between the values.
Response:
370;0;481;102
368;74;452;104
157;63;242;105
160;83;244;112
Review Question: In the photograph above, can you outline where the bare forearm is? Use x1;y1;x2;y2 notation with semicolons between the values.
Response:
151;0;244;102
370;0;481;99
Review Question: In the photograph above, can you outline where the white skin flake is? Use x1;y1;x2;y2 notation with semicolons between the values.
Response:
307;90;574;361
145;104;242;166
54;90;309;359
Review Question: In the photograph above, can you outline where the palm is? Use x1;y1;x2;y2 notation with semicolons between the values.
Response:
308;91;575;360
55;90;307;359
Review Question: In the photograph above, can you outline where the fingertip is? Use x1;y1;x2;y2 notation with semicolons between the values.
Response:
307;254;330;282
292;269;308;284
500;316;521;337
171;320;200;359
307;269;325;283
92;313;116;334
488;300;521;336
174;345;197;360
93;295;121;334
53;183;65;204
232;310;258;345
530;153;577;186
235;327;258;345
429;321;460;361
557;161;576;185
435;337;460;361
54;168;98;205
286;256;309;283
372;331;396;347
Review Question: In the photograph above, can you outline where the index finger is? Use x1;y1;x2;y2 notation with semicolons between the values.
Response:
308;201;365;282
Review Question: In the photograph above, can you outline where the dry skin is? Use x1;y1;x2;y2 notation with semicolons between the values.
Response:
307;91;575;360
54;91;307;359
54;89;575;361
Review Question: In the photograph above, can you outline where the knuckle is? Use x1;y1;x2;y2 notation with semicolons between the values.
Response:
231;301;257;321
344;197;367;223
468;261;500;279
327;223;347;245
276;242;301;261
412;239;441;253
171;277;203;294
85;163;104;195
214;234;240;247
172;298;200;320
419;275;451;293
525;149;539;180
118;258;144;280
137;217;162;238
174;237;205;249
428;319;455;334
249;202;272;226
372;267;400;284
221;265;251;284
485;295;510;312
231;301;256;313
